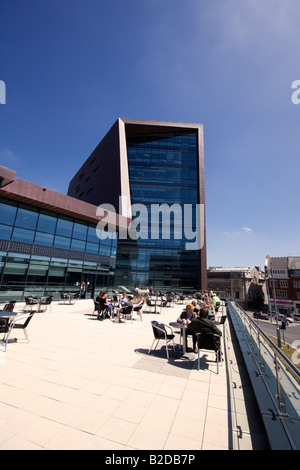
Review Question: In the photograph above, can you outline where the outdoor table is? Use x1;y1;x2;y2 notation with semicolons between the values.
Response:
63;293;75;304
0;310;18;348
0;310;17;319
169;321;195;360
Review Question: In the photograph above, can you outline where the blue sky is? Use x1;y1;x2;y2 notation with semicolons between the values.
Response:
0;0;299;268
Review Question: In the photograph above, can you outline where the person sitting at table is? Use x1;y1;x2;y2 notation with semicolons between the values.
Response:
133;295;145;321
120;292;128;305
191;299;200;315
188;307;222;351
96;291;113;318
204;294;215;319
177;303;197;352
118;295;133;323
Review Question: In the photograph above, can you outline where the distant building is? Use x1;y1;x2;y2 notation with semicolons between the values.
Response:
265;255;300;314
207;266;266;308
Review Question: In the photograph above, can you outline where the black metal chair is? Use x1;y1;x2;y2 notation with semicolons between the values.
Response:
0;318;10;352
24;296;39;312
93;300;108;320
158;299;168;314
10;312;36;344
93;300;100;315
146;298;156;313
196;331;222;374
3;301;16;312
121;305;133;323
39;296;53;312
60;293;68;304
149;321;175;360
1;312;36;349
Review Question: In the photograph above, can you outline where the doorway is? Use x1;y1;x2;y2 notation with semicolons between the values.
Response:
82;273;96;299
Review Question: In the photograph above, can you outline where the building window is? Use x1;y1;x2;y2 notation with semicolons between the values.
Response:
15;207;38;230
280;280;288;288
275;290;287;298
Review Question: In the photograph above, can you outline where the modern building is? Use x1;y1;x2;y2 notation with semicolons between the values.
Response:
0;165;128;302
68;118;207;291
265;255;300;314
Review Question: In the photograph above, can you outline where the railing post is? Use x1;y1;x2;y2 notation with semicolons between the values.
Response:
274;353;284;416
257;332;264;375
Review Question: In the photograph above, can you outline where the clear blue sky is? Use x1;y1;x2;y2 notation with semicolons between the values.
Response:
0;0;299;269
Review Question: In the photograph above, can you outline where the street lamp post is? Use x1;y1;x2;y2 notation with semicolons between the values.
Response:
270;268;282;349
262;268;281;348
264;274;273;323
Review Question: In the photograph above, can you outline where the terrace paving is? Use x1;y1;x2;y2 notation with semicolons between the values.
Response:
0;299;269;450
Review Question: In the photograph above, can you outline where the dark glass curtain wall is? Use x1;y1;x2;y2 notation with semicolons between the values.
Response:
0;197;117;302
114;130;199;290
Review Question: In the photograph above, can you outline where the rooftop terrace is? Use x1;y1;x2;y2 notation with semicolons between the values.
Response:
0;299;269;451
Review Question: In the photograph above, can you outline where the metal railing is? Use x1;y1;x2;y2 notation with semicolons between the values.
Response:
227;300;300;450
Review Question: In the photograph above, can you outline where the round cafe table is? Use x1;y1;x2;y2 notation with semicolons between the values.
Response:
169;321;196;360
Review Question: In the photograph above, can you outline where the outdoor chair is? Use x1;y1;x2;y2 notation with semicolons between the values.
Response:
148;321;175;360
216;315;227;326
158;299;168;314
98;306;109;320
9;312;36;344
60;293;68;304
146;298;156;313
0;318;10;352
120;305;133;323
3;301;16;312
93;300;100;316
23;296;39;312
1;312;36;349
196;331;222;374
98;305;109;320
73;293;80;303
39;296;53;312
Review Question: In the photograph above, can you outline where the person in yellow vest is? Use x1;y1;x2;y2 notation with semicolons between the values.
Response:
212;294;221;312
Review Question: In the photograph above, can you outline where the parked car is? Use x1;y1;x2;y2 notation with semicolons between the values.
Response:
277;313;294;324
292;313;300;321
253;311;269;320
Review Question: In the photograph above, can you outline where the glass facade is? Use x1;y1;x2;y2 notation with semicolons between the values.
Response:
114;130;200;290
0;197;117;302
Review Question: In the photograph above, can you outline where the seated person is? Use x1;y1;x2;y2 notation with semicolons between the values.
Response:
118;295;133;322
191;299;200;315
120;292;128;305
204;294;215;319
133;295;145;320
188;307;222;351
95;291;113;317
177;304;197;353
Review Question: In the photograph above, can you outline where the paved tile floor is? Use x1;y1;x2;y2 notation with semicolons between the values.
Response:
0;299;269;450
